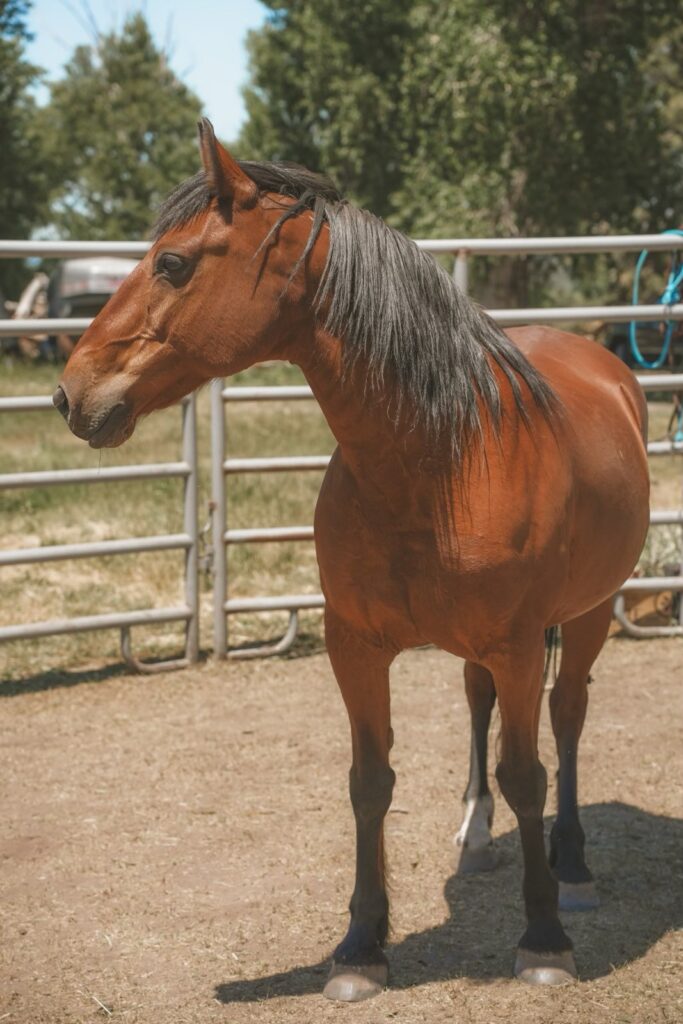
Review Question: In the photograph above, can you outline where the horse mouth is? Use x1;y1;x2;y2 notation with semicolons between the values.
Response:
87;404;134;448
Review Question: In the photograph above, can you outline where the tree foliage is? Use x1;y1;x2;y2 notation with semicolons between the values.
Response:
40;13;203;239
395;0;680;238
239;0;413;217
0;0;49;295
240;1;683;302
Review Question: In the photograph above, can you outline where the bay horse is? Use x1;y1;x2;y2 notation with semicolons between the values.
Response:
54;120;650;1000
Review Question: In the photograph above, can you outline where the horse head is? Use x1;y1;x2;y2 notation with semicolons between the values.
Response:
54;120;321;447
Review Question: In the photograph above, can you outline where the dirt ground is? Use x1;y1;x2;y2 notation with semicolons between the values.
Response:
1;637;682;1024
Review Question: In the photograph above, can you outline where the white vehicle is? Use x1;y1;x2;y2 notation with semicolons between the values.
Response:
5;257;139;360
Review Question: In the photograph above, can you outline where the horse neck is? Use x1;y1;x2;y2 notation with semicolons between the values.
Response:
287;324;433;503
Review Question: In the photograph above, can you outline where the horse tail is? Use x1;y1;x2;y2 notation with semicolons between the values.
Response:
544;624;561;688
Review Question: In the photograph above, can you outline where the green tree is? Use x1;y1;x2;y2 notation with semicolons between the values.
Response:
41;13;203;239
394;0;681;303
240;0;683;304
239;0;413;217
0;0;48;296
641;19;683;219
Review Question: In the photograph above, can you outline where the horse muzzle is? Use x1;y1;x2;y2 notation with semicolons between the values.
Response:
53;383;134;448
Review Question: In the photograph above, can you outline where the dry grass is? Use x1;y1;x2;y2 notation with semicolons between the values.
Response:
0;359;334;679
0;363;681;681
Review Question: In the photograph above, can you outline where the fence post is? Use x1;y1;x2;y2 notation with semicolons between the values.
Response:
182;394;199;663
211;378;228;658
454;249;469;294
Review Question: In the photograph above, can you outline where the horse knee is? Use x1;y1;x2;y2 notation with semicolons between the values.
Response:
496;759;547;819
349;765;395;824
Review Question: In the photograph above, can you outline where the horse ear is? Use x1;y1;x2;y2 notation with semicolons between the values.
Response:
197;118;257;207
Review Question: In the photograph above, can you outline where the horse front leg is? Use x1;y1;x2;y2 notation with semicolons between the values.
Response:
323;607;396;1003
455;661;497;873
491;638;577;985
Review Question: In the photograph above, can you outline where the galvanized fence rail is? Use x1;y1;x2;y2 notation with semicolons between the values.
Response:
205;234;683;656
2;235;683;662
210;374;683;656
1;240;195;672
0;394;200;671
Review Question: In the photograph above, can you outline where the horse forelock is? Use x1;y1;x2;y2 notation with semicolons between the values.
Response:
153;162;557;456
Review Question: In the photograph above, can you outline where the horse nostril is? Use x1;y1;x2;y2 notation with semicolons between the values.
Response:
52;385;69;419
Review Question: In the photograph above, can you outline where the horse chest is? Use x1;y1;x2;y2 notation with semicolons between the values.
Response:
314;496;433;645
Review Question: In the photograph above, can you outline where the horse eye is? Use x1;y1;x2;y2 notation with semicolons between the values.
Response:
156;252;187;277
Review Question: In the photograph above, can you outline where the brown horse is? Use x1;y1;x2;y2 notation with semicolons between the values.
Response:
54;120;650;1000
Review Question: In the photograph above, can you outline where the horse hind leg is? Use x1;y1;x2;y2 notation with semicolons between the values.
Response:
322;608;396;1003
549;598;613;912
455;661;498;874
492;637;577;985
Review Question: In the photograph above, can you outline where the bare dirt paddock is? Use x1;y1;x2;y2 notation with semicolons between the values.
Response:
1;637;682;1024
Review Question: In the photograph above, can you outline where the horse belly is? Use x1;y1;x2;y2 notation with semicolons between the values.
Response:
315;493;556;658
510;327;651;623
550;437;650;623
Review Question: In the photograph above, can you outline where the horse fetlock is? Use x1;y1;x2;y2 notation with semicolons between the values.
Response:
334;923;389;966
550;819;586;849
514;948;578;986
519;916;573;956
549;822;592;884
348;890;389;930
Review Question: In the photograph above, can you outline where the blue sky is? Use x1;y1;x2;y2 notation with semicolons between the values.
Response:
26;0;267;141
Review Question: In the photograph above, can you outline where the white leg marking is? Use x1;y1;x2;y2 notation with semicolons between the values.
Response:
455;792;494;850
455;727;494;850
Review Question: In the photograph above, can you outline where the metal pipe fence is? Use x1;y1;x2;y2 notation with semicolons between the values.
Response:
210;374;683;656
2;234;683;661
3;233;683;260
0;393;200;670
210;379;328;660
4;303;683;339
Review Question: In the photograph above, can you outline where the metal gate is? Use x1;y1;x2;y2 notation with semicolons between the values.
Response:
0;241;199;671
209;379;327;659
1;235;683;664
208;234;683;655
0;393;199;671
209;373;683;656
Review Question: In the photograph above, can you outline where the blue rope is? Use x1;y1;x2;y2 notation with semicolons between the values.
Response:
674;405;683;444
629;229;683;370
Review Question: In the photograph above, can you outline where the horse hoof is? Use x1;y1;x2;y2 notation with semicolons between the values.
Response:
457;843;498;875
558;881;600;912
514;948;578;986
323;962;388;1002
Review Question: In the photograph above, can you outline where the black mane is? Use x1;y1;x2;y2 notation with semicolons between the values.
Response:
152;162;340;239
153;163;556;458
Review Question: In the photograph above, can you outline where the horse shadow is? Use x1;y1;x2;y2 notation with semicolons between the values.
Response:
214;801;683;1002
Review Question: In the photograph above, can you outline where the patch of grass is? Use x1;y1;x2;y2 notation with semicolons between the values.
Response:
1;363;681;679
